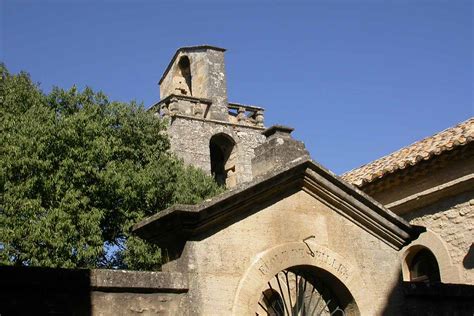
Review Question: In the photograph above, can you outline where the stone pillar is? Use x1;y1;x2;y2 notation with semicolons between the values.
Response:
204;48;228;121
252;125;310;178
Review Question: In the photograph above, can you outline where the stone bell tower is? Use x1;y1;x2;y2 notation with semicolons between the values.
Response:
152;45;267;188
158;46;229;121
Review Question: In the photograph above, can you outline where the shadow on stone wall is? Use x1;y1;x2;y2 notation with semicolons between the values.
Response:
0;265;188;316
381;267;474;315
0;266;91;316
399;281;474;316
463;243;474;269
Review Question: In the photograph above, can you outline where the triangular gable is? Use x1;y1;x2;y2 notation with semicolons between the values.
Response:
133;158;423;251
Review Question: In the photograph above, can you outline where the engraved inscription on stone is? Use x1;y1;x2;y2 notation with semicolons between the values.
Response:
257;243;350;281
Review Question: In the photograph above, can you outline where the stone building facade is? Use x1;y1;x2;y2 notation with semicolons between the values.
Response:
1;46;472;315
133;158;422;315
342;118;473;288
132;46;473;314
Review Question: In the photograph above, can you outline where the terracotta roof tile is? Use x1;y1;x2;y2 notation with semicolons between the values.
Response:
341;117;474;187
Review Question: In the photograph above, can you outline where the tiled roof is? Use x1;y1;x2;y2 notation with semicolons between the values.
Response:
341;117;474;187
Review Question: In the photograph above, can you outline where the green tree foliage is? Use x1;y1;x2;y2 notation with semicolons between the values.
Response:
0;65;223;270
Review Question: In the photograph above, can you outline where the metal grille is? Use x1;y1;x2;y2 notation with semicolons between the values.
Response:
256;269;345;316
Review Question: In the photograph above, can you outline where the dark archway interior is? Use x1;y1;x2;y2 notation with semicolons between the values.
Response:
257;265;359;316
261;289;284;316
294;265;359;315
409;248;441;282
209;134;235;186
178;55;192;95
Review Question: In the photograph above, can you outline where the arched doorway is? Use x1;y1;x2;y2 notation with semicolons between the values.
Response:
232;242;368;315
209;133;237;187
256;266;355;316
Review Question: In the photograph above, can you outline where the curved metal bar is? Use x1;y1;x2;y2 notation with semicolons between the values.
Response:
258;269;344;316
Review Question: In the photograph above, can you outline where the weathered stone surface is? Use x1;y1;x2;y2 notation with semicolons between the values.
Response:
401;281;474;315
91;292;184;316
167;115;265;185
405;191;474;284
0;266;187;316
155;46;269;189
90;269;188;291
252;125;310;178
134;158;421;315
3;46;471;316
162;189;410;315
159;46;228;121
356;143;474;286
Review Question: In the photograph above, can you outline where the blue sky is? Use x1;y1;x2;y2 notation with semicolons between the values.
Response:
2;0;472;174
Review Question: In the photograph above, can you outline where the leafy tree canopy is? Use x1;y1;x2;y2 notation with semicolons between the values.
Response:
0;64;223;270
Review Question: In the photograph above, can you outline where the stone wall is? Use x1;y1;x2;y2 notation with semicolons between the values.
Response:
251;125;310;178
159;47;228;121
156;46;268;188
366;152;474;212
401;281;474;315
404;190;474;284
0;266;188;316
161;190;408;315
355;146;474;286
167;115;266;184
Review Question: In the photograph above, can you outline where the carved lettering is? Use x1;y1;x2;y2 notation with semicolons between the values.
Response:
256;244;351;281
258;261;270;276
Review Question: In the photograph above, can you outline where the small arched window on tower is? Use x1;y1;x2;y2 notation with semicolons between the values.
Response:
408;248;441;282
174;55;192;96
209;133;236;188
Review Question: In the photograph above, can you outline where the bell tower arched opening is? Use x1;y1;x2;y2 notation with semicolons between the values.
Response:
209;133;236;187
174;55;192;96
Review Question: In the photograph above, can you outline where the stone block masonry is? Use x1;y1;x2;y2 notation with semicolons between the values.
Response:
0;266;188;316
167;115;266;184
405;190;474;284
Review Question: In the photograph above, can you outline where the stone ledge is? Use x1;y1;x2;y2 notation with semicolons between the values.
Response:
228;101;264;111
171;114;265;130
262;125;294;138
91;269;188;293
0;266;188;293
386;173;474;214
150;94;213;111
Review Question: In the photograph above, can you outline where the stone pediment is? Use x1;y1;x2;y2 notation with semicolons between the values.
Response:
133;158;423;251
